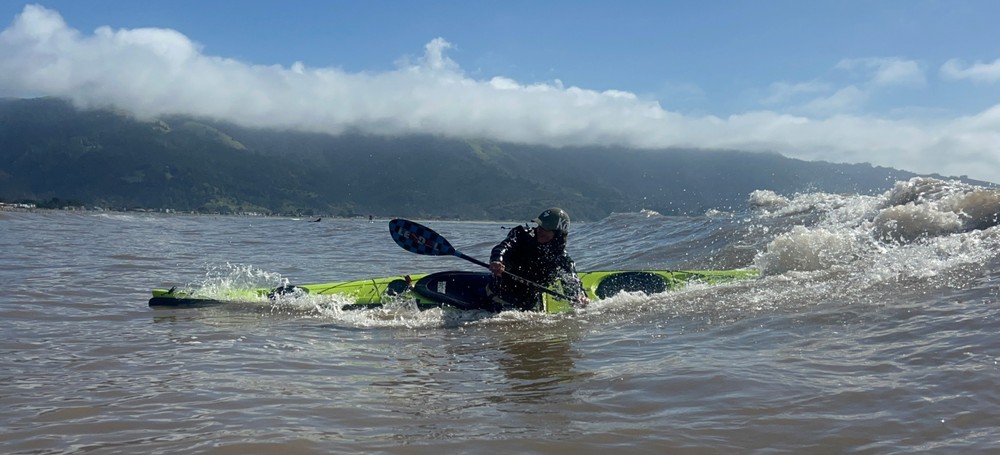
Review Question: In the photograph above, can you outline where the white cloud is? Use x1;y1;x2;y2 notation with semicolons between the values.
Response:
835;57;927;88
1;5;999;184
941;58;1000;83
874;61;926;88
764;59;925;116
799;86;869;115
653;80;707;108
761;81;831;105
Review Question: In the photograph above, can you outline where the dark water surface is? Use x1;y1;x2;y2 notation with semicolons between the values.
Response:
2;178;1000;454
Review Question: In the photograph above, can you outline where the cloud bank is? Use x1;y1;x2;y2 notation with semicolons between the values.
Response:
1;5;999;183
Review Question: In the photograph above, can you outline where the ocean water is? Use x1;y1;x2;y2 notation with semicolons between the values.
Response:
2;176;999;454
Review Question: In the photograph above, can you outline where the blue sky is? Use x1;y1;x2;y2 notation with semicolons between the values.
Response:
2;1;1000;183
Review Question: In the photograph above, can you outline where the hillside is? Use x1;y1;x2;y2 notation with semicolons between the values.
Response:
0;97;982;220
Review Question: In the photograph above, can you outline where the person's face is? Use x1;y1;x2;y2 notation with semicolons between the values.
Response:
536;226;555;244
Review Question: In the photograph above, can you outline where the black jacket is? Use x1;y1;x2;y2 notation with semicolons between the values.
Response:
488;225;583;310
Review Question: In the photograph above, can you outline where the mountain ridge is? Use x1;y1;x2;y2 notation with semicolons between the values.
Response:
0;97;989;220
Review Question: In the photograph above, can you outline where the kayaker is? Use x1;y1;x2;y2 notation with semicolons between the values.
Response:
487;207;590;311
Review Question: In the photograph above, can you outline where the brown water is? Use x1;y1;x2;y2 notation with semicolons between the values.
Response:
2;182;1000;454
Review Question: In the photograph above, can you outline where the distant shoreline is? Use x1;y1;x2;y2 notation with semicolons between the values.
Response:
0;204;524;223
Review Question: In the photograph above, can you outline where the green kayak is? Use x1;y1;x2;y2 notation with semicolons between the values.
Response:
148;269;758;313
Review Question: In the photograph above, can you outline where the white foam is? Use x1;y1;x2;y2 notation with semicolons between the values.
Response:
752;177;1000;280
871;203;964;243
755;226;859;275
748;189;789;212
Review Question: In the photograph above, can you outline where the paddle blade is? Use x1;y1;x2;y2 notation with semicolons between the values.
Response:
389;219;457;257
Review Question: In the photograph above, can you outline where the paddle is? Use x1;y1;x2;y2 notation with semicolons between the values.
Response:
388;218;572;301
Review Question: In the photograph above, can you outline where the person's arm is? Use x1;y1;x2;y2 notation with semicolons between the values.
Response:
489;226;523;277
560;255;590;307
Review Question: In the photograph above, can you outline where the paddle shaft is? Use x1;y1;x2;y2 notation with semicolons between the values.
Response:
455;252;573;301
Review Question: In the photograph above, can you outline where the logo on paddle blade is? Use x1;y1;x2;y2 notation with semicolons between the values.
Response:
401;229;428;247
389;219;455;256
394;225;440;254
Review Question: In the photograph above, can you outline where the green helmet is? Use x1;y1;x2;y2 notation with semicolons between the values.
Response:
532;207;570;234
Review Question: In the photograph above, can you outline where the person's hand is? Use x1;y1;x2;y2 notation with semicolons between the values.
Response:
489;261;505;277
574;295;590;308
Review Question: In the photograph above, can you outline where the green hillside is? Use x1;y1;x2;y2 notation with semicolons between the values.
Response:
1;97;967;220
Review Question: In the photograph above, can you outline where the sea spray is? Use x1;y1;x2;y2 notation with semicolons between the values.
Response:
753;177;1000;282
187;262;288;301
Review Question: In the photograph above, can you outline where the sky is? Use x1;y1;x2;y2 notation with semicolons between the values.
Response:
1;1;999;183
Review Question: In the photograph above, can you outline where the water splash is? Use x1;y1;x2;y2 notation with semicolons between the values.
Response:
753;177;1000;278
186;262;288;298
